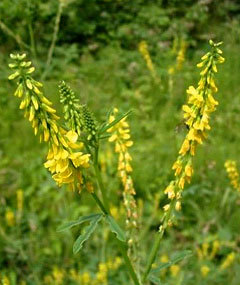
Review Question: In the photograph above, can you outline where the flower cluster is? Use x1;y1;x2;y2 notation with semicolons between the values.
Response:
108;108;138;231
43;257;122;285
44;130;90;191
138;41;156;79
197;240;220;261
224;160;240;191
9;54;91;191
161;41;224;232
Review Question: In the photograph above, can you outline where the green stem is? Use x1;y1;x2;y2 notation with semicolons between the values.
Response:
91;192;140;285
28;22;37;58
118;240;141;285
91;193;107;215
142;231;163;282
93;146;110;212
42;1;63;80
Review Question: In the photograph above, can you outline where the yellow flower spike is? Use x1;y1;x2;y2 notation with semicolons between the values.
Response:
176;39;187;70
17;189;24;212
201;265;210;277
225;160;240;191
160;41;224;234
170;264;180;277
2;276;10;285
210;240;220;259
202;242;209;257
5;208;15;226
108;108;138;261
138;41;156;76
221;252;235;270
9;54;91;192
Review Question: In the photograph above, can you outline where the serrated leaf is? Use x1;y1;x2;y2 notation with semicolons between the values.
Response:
151;250;192;274
73;214;103;254
99;110;132;134
57;214;101;232
105;215;126;242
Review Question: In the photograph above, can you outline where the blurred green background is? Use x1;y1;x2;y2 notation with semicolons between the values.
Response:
1;0;240;284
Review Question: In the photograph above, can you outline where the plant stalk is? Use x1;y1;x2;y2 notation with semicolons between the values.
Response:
91;192;140;285
142;231;163;282
93;146;110;212
42;1;63;80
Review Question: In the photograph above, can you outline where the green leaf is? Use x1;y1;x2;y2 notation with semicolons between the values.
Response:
151;250;192;274
57;214;101;232
73;214;103;254
99;134;112;140
105;215;126;242
148;274;162;284
99;110;132;134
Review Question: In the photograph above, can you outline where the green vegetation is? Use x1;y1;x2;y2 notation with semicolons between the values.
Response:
1;1;240;284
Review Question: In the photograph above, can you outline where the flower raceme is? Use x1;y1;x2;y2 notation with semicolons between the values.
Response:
224;160;240;191
107;108;138;230
161;40;224;232
9;54;90;191
138;40;157;80
59;81;98;144
59;80;83;136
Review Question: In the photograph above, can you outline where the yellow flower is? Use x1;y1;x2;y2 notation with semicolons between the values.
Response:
201;265;210;277
202;242;209;257
52;266;65;284
160;254;169;263
138;41;156;79
176;39;187;70
225;160;240;191
175;201;181;211
2;276;10;285
5;209;15;226
164;183;175;200
81;272;91;284
170;264;180;277
221;252;235;270
210;240;220;259
17;189;24;212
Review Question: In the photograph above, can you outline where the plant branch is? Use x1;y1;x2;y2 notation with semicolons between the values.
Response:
93;146;110;212
42;1;63;79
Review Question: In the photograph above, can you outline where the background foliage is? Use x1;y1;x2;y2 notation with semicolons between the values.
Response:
1;0;240;284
